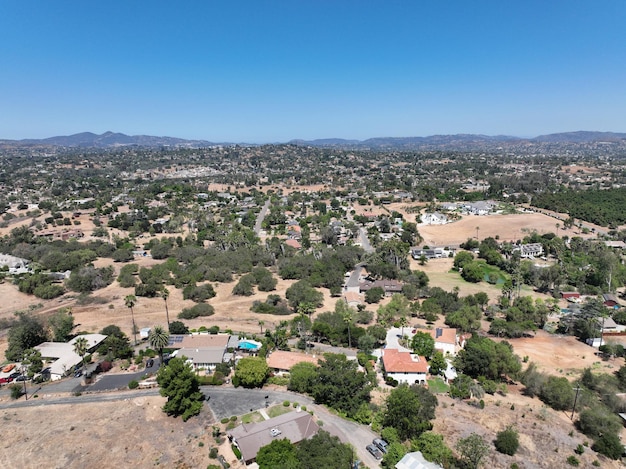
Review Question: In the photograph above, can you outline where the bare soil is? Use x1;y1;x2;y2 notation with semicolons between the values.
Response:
0;396;239;469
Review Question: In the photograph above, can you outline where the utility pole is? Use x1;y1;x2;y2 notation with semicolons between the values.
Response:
570;383;581;420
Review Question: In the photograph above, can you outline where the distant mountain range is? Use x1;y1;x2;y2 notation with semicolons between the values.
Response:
1;130;625;150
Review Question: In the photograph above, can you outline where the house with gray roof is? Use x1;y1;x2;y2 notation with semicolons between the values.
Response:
229;411;319;463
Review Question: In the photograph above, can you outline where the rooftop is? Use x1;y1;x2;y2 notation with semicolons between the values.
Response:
382;349;428;374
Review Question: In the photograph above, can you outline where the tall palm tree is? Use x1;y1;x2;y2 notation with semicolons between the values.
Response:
161;288;171;329
343;310;353;348
399;316;409;340
258;320;265;333
148;325;170;366
124;294;138;345
73;337;89;371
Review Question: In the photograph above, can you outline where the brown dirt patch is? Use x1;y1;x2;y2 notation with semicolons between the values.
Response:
0;396;229;469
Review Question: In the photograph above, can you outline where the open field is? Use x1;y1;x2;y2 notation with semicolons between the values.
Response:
0;396;221;469
434;391;623;469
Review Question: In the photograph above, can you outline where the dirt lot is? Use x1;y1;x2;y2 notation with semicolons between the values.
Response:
0;396;233;469
434;391;622;469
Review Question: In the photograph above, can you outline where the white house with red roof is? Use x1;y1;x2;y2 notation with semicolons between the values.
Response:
381;348;428;385
427;327;458;356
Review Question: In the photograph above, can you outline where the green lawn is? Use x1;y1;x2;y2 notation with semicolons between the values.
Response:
267;405;293;418
427;377;450;394
241;411;263;423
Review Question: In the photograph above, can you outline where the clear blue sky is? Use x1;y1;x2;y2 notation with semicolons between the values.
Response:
1;1;625;142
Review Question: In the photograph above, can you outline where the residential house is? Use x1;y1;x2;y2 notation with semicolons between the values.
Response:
266;350;319;375
427;328;458;356
603;293;621;309
412;248;445;260
514;243;544;259
381;348;428;385
561;292;581;301
421;212;448;225
168;333;230;371
360;279;403;297
35;334;107;381
395;451;443;469
229;411;320;464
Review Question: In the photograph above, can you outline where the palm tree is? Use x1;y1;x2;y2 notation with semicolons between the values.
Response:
148;325;170;366
161;288;171;329
399;316;409;340
343;310;353;348
555;222;560;237
73;337;89;371
258;320;265;333
125;294;138;346
475;226;480;240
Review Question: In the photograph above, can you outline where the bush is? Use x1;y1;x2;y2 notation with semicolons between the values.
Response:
591;432;623;460
179;303;215;319
10;384;24;400
231;444;242;459
220;417;229;424
283;400;290;407
566;456;579;466
128;380;139;389
209;447;218;459
494;426;519;455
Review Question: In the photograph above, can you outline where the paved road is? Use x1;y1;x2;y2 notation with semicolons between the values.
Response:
359;227;375;253
254;199;271;235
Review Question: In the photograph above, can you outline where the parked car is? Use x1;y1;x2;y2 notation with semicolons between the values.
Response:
0;377;13;385
74;370;83;378
146;358;154;368
15;375;28;382
366;444;383;460
373;438;389;454
2;364;16;373
9;372;21;379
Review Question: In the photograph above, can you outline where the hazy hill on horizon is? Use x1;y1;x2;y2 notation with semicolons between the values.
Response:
1;130;625;150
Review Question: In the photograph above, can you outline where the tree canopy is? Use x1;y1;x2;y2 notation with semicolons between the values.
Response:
157;357;205;421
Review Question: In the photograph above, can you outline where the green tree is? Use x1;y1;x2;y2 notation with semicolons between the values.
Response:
157;357;204;421
592;432;624;460
148;325;170;365
49;308;75;342
235;357;269;388
297;430;353;469
124;294;138;345
461;261;484;283
365;286;385;304
358;334;377;356
22;348;43;378
311;353;371;418
454;335;521;382
428;351;447;376
494;426;519;455
456;433;489;469
73;336;89;370
410;432;453;466
169;320;189;335
453;251;474;270
383;384;438;440
539;376;574;410
256;438;300;469
6;313;49;361
288;361;318;394
285;280;324;310
382;442;407;468
411;331;435;359
98;324;133;359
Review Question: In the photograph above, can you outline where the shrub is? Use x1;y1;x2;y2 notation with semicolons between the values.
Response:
10;384;24;400
128;380;139;389
209;447;218;458
574;444;584;455
494;426;519;455
179;303;215;319
566;455;579;466
591;432;624;460
220;417;230;424
231;444;242;459
283;400;290;407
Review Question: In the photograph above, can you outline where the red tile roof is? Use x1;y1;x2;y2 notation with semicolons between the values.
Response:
382;349;428;373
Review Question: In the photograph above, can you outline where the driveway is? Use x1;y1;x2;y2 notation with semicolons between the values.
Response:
385;327;412;352
85;358;160;392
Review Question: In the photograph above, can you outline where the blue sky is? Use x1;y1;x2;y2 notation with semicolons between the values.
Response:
1;1;625;141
